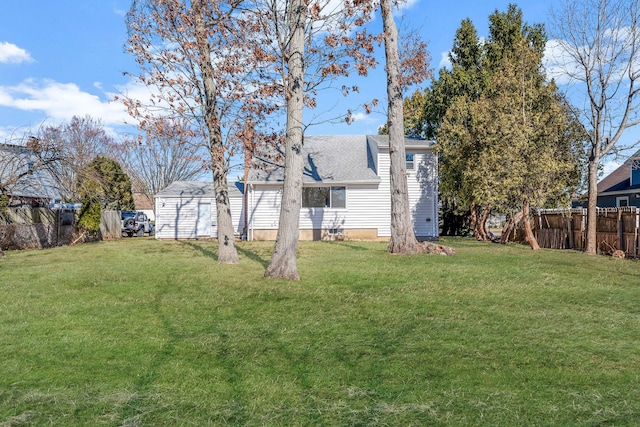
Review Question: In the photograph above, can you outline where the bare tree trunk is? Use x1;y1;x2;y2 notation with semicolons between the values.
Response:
585;159;599;255
212;159;239;263
500;210;523;244
242;122;255;239
470;201;479;239
381;0;418;254
522;199;540;250
478;204;492;241
193;0;238;264
550;0;640;255
471;202;490;241
264;0;306;280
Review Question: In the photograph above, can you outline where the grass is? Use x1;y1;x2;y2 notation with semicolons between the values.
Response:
1;238;639;426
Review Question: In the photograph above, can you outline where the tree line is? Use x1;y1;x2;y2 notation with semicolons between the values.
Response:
384;1;640;253
3;0;639;269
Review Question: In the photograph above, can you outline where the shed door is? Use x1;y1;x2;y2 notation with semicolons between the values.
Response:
197;203;211;236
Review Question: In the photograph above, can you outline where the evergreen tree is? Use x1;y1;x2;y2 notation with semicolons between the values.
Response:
438;8;584;248
77;156;134;232
435;4;583;243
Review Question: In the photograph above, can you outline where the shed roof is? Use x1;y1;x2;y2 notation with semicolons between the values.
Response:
156;181;244;198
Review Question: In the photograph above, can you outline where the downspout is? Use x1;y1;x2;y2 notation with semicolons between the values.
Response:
249;183;254;241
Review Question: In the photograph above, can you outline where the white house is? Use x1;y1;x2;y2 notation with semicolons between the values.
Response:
154;135;438;241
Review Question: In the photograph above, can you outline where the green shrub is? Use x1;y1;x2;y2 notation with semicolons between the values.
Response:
77;200;101;232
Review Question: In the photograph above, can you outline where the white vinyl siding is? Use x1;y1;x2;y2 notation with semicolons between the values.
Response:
377;147;438;238
155;197;202;239
246;146;438;240
247;184;283;232
248;184;386;235
408;151;439;238
155;193;244;239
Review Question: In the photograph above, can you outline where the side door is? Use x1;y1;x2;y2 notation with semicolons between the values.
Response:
197;203;212;237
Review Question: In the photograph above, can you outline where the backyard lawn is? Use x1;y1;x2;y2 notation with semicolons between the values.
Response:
1;238;639;425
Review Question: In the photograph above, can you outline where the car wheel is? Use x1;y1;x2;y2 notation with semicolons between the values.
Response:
137;228;144;237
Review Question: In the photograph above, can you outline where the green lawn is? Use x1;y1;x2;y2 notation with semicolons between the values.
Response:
1;238;639;426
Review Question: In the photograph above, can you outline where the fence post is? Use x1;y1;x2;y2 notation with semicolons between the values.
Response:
633;208;640;259
566;211;574;249
618;209;624;253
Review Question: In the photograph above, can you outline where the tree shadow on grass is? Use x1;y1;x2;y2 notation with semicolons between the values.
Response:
236;245;270;269
118;282;181;424
333;241;371;251
179;240;218;261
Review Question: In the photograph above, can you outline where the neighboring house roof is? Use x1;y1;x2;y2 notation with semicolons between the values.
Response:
597;149;640;194
133;192;154;210
155;181;244;198
597;163;633;193
247;135;433;185
0;144;60;200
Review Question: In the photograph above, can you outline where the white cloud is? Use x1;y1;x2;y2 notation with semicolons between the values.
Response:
350;111;378;124
0;78;131;128
397;0;419;10
0;42;33;64
438;51;451;70
543;39;576;85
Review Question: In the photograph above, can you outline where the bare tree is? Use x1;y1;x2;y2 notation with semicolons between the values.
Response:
38;115;113;202
550;0;640;255
123;0;277;264
380;0;425;254
0;131;65;257
120;118;205;210
262;0;307;280
254;0;379;279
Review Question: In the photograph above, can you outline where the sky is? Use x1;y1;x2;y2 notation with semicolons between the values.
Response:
0;0;636;176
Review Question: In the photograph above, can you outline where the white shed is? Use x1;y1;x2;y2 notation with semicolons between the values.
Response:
154;181;245;239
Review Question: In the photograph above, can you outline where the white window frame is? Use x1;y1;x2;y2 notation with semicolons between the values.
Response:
406;153;415;170
616;196;629;207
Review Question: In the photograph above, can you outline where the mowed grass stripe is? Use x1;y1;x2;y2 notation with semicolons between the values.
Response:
0;238;639;425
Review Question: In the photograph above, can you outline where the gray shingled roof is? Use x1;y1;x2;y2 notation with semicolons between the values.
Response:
156;181;244;198
247;135;434;184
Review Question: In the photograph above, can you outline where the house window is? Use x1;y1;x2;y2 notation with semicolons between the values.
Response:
27;162;34;174
406;153;415;170
617;196;629;207
302;186;346;208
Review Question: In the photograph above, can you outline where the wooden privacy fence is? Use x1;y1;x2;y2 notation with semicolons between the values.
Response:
534;208;640;258
100;210;122;240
